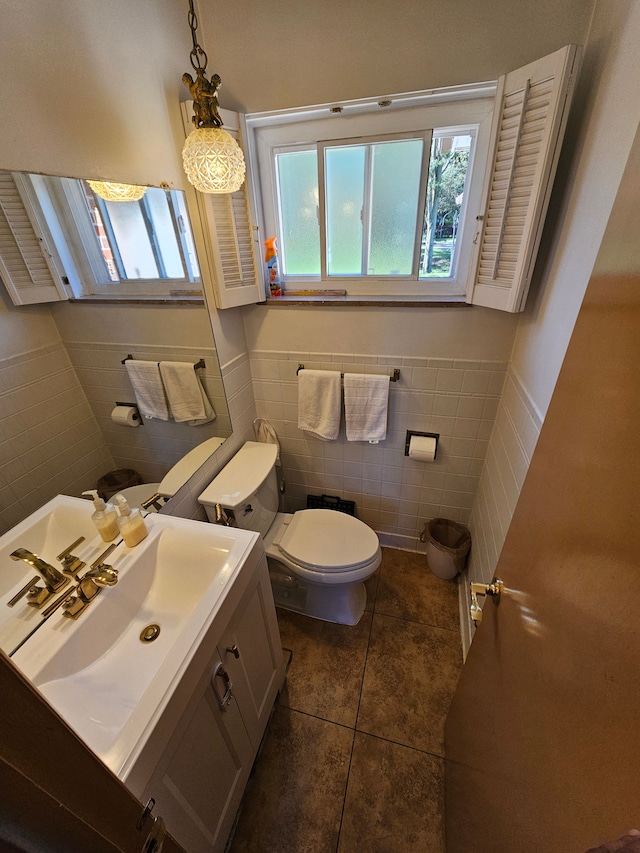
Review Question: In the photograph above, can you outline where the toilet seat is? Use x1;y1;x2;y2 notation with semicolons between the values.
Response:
265;510;381;585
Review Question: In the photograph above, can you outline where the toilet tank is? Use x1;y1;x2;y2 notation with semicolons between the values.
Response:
198;441;279;538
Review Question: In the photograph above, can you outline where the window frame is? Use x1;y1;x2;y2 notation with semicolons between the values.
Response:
246;89;496;301
27;176;202;299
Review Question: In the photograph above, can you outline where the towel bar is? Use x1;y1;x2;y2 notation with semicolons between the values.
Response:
121;354;206;370
296;363;400;382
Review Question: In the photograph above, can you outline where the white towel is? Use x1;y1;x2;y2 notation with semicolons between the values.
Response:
125;360;169;420
159;361;216;425
343;373;390;442
253;418;281;464
297;369;342;441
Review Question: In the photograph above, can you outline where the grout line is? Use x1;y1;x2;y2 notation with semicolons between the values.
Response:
335;573;379;851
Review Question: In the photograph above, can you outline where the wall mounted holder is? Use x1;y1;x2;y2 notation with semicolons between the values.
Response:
115;401;143;426
404;430;439;459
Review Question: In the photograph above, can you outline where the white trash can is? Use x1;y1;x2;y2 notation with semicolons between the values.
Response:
421;517;471;580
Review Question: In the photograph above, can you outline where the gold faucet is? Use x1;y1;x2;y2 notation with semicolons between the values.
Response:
10;548;70;607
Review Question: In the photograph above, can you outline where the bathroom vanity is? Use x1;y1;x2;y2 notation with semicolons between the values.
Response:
4;497;286;852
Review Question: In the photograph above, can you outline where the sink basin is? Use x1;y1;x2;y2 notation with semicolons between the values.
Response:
12;513;260;776
0;495;108;652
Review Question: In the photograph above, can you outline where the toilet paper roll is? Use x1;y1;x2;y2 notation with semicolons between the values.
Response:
408;434;437;462
111;405;140;428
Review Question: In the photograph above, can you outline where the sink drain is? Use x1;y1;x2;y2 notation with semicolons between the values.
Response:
140;623;161;643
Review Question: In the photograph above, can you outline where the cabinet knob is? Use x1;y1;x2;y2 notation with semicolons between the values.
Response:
226;644;240;659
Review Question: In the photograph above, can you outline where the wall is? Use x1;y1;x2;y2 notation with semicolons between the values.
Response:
242;303;517;546
0;292;113;534
461;0;640;654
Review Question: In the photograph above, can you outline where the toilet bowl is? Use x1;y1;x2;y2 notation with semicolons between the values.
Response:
198;441;381;625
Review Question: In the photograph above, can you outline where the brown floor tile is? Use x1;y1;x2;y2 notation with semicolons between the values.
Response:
375;547;460;631
364;566;380;612
277;608;372;728
230;706;354;853
357;613;462;757
338;732;445;853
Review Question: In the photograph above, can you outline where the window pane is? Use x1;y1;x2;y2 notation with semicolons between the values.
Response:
104;199;158;279
277;150;320;275
145;188;184;279
369;139;423;275
420;135;471;279
325;145;365;275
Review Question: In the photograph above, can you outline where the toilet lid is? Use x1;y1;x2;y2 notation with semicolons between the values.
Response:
277;509;380;571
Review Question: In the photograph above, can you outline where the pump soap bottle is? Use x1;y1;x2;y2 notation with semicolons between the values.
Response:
115;493;149;548
83;490;119;542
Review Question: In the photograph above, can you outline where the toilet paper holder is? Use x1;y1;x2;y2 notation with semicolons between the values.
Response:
115;401;144;426
404;430;439;458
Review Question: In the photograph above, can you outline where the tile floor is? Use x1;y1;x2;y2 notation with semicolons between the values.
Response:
229;547;463;853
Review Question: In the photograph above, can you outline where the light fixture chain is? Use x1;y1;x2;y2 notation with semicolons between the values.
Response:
187;0;208;72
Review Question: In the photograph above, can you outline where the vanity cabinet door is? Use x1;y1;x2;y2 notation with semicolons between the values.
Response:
218;555;285;750
144;669;253;853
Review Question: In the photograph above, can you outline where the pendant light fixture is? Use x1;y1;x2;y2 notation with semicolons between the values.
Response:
87;181;147;202
181;0;246;194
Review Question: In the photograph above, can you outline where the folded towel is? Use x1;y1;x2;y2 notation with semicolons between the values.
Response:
297;369;342;441
343;373;390;442
125;360;169;420
159;361;216;425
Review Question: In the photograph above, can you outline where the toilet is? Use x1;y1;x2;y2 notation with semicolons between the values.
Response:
115;436;227;510
198;441;381;625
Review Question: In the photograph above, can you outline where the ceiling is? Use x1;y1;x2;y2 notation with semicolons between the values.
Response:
195;0;596;114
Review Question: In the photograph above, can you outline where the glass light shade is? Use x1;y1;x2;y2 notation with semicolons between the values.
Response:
182;127;246;193
87;181;147;202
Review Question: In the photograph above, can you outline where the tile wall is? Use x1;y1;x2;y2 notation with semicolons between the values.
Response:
65;341;231;485
0;341;112;535
461;367;543;654
249;349;508;550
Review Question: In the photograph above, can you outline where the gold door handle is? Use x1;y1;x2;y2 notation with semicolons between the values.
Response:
471;578;503;604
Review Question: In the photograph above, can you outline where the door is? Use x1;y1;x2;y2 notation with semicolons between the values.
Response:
445;128;640;851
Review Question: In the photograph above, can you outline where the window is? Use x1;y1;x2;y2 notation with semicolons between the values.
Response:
249;90;493;300
247;46;579;309
25;175;201;299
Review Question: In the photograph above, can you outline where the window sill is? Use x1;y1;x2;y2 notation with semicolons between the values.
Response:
256;294;471;307
68;295;205;306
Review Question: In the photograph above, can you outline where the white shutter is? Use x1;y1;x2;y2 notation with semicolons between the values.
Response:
180;102;264;309
0;171;68;305
467;45;581;312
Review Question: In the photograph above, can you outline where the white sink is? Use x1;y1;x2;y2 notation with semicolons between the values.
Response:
12;512;260;776
0;495;109;652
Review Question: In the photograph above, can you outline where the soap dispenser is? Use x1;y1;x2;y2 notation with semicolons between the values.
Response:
115;493;149;548
82;490;119;543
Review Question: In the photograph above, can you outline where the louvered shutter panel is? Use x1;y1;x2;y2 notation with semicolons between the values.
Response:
180;102;263;309
0;171;67;305
467;45;580;312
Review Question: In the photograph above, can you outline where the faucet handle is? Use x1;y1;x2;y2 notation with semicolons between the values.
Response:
57;536;87;576
89;543;117;570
